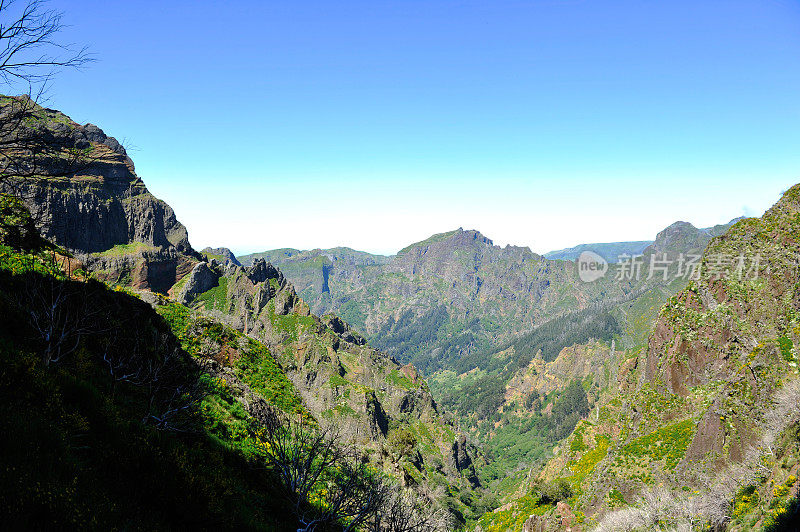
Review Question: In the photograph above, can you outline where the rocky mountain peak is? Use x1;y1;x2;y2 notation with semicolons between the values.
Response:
247;258;284;285
201;246;242;267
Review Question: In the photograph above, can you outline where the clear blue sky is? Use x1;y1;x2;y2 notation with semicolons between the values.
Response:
40;0;800;255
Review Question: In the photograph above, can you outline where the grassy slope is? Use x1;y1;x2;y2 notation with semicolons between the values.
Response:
478;186;800;530
0;248;297;530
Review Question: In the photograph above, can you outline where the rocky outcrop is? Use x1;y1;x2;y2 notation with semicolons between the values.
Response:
201;247;241;267
321;314;367;346
0;97;198;290
9;141;191;254
524;186;800;527
178;256;477;489
178;262;220;304
505;340;620;403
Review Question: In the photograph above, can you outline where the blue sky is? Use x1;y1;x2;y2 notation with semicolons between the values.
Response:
39;0;800;255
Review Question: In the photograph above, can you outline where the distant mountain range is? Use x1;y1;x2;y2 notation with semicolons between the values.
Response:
236;219;741;376
543;217;743;262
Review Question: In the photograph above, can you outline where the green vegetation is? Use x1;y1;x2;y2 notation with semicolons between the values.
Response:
0;248;291;530
266;300;317;342
328;373;350;388
0;194;46;251
608;487;627;507
473;380;591;485
92;241;157;257
475;492;552;532
504;309;621;367
778;336;794;362
614;419;695;472
568;434;610;484
196;277;228;311
387;368;418;389
157;302;304;414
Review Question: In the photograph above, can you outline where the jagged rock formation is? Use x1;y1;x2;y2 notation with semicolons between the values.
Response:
201;246;241;266
0;96;199;293
177;262;220;304
178;256;482;499
504;340;621;404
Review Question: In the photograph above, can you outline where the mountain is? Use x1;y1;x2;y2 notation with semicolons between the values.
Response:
240;228;588;374
543;218;743;263
480;189;800;531
237;220;739;378
544;241;653;263
0;96;198;294
0;99;483;528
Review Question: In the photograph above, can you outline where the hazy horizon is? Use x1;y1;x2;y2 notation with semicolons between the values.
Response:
40;0;800;256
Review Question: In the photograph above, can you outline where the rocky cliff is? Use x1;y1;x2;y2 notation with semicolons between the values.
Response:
201;246;241;266
0;95;198;293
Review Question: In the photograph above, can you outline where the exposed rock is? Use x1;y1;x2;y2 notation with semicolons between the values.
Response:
0;96;197;291
201;246;242;267
247;258;283;285
450;433;479;485
178;262;220;305
178;254;477;490
321;314;367;346
521;514;548;532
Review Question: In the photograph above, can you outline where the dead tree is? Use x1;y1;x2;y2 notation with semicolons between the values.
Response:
258;408;414;531
369;488;450;532
19;272;103;365
0;0;94;236
102;326;208;432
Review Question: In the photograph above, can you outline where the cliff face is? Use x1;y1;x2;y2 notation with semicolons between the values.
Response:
0;97;197;292
200;247;241;266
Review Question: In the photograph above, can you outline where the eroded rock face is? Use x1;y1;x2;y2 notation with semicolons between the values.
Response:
178;262;220;305
9;123;191;255
0;98;197;289
450;434;479;485
201;247;242;267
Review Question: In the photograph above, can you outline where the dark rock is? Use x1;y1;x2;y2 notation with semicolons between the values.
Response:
247;258;282;285
322;314;367;345
450;434;473;472
178;262;220;304
365;390;389;438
